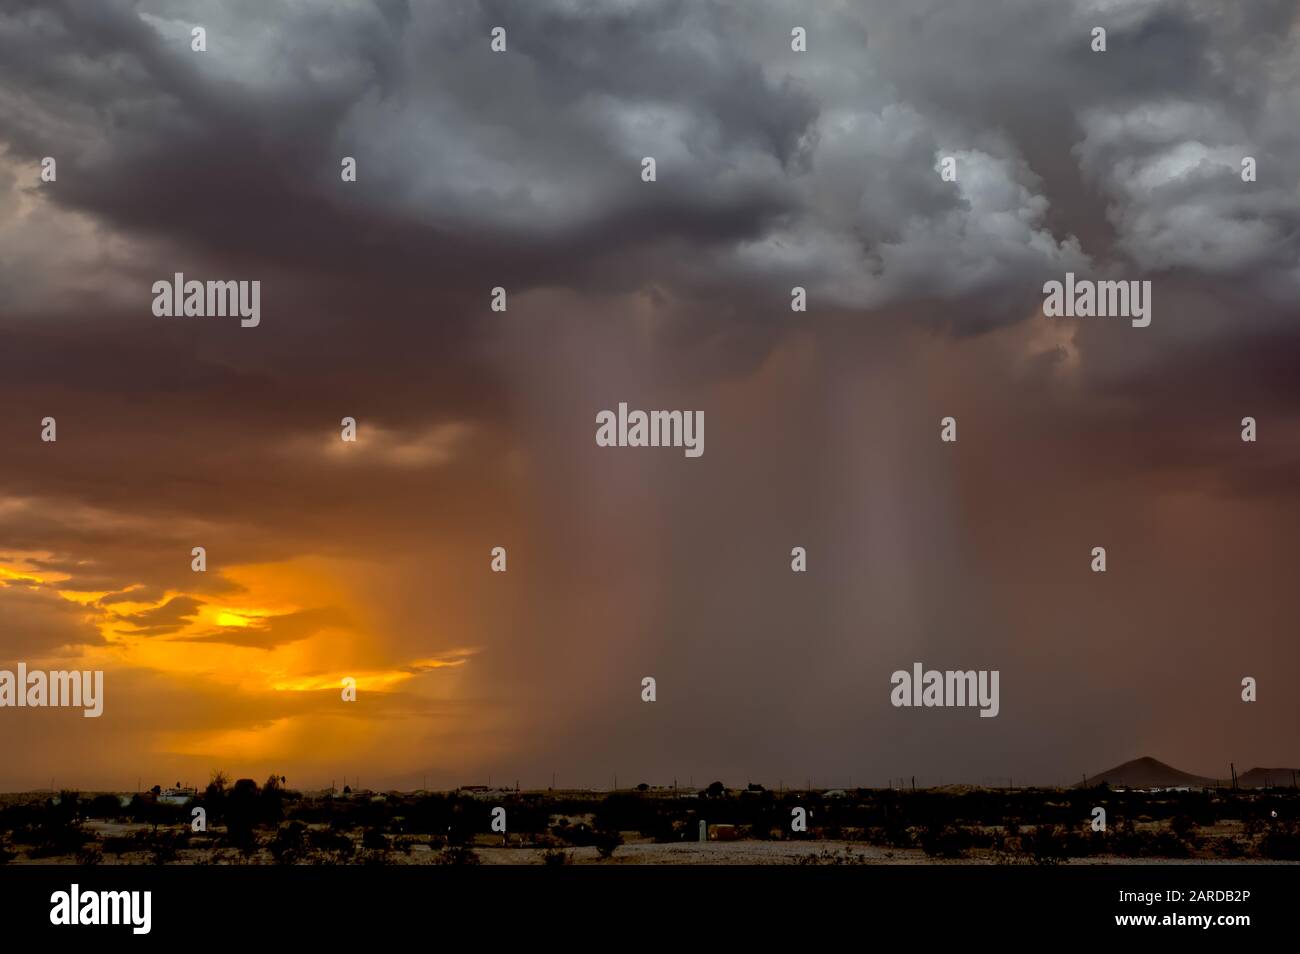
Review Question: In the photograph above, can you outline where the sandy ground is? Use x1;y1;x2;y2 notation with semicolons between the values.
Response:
470;842;1299;865
8;829;1295;865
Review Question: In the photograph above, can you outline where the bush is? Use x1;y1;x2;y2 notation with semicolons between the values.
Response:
554;820;598;848
919;822;972;859
76;844;103;866
594;829;623;859
796;847;868;865
1257;822;1300;861
876;806;914;848
227;827;260;858
1146;830;1192;859
1170;814;1199;842
150;833;179;865
101;835;134;856
25;818;93;858
1025;824;1068;865
1210;836;1245;859
639;814;680;844
541;848;570;866
223;779;262;845
54;791;80;821
435;845;482;866
308;827;355;859
86;795;125;819
270;822;307;864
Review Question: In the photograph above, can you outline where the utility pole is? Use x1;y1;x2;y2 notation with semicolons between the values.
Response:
1230;762;1237;790
910;776;915;793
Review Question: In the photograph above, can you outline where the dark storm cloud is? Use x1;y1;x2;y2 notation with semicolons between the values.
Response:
0;0;813;303
3;0;1296;330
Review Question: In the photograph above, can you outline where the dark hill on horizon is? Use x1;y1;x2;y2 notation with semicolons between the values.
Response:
1081;756;1298;790
1239;767;1300;789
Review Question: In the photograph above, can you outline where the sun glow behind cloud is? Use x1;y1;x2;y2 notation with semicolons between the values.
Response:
0;550;478;783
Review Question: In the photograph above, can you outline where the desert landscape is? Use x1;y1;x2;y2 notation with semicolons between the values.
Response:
3;757;1297;866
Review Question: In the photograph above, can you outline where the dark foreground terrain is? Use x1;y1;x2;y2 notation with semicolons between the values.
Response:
3;776;1299;865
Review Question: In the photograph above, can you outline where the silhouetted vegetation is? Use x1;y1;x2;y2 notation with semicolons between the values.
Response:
0;776;1294;864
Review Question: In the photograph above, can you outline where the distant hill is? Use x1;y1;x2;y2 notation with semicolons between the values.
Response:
1081;756;1299;790
1238;767;1300;789
1080;756;1217;789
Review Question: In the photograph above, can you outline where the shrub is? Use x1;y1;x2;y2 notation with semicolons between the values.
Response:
1257;822;1300;861
150;834;179;865
435;845;482;866
919;822;972;859
594;829;623;859
270;821;307;864
1146;830;1192;859
796;847;868;865
26;819;93;858
1210;836;1245;859
1025;824;1068;865
101;835;134;856
1169;814;1199;842
639;814;680;844
308;827;355;859
85;795;125;819
76;844;103;866
228;827;260;858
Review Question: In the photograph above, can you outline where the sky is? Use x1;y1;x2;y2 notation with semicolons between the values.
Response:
0;0;1298;792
